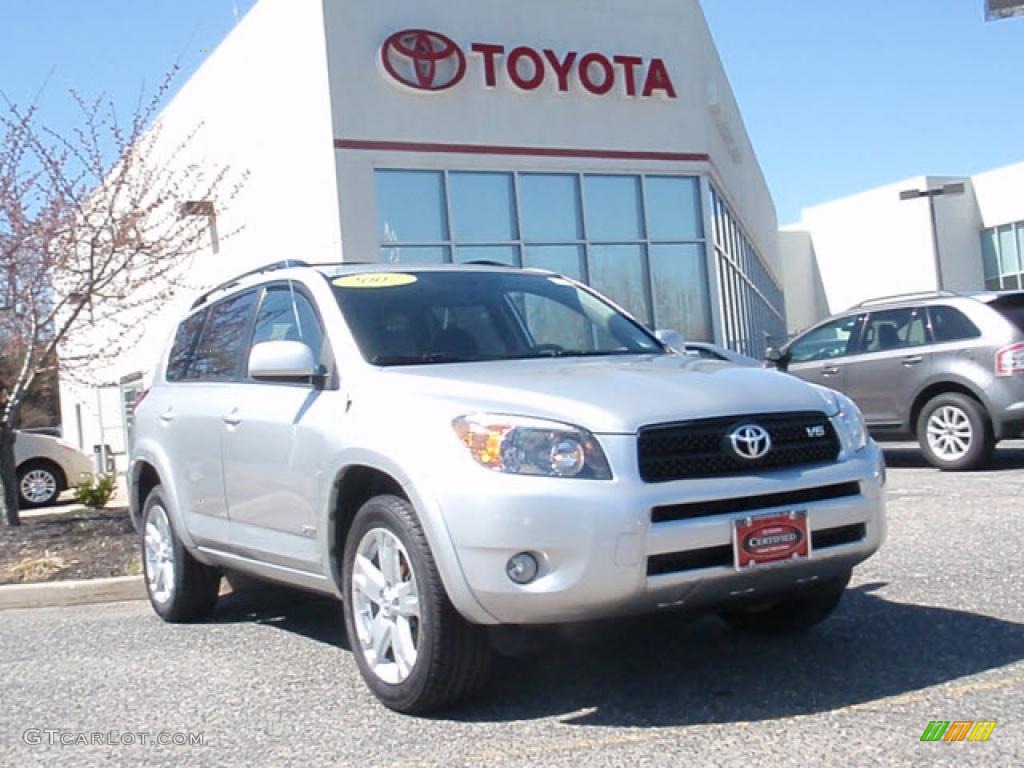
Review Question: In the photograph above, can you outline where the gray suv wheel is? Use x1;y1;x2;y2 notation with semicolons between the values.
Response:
916;393;994;471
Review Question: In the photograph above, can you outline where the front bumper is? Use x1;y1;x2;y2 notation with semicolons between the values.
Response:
436;439;886;625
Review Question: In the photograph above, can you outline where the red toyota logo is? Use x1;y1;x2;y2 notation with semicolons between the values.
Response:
380;29;467;92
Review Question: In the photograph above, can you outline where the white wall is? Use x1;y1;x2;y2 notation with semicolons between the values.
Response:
778;228;829;334
60;0;339;453
973;161;1024;228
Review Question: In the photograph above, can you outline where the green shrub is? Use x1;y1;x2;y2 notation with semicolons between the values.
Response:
74;474;116;509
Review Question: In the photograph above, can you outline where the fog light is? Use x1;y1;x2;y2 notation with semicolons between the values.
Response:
506;552;539;585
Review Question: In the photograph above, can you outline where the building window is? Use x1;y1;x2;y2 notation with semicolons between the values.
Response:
377;169;713;342
981;221;1024;291
709;184;785;358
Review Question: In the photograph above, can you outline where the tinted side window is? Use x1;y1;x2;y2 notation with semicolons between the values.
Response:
788;315;863;363
191;291;258;381
860;308;928;353
251;287;325;367
929;305;981;342
166;309;207;382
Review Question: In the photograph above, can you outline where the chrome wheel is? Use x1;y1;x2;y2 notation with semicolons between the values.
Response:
144;505;176;605
351;528;421;685
926;405;973;461
20;469;57;505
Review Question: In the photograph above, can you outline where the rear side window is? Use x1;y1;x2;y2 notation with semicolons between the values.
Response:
190;291;259;381
989;294;1024;334
166;310;207;382
928;305;981;342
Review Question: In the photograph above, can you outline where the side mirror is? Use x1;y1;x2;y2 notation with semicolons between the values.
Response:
248;340;317;382
764;346;789;368
655;329;687;354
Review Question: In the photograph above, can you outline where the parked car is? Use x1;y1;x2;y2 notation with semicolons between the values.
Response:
131;261;886;713
768;290;1024;470
14;431;94;508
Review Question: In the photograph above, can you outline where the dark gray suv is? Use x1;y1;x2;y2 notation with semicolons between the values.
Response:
770;291;1024;470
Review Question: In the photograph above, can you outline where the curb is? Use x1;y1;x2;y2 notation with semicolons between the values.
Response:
0;575;146;611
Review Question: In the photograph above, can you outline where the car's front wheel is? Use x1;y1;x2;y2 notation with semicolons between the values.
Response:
917;393;994;471
342;494;490;713
142;486;221;622
718;571;851;634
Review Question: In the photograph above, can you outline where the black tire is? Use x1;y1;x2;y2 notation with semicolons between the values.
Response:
341;494;491;714
719;571;851;635
16;459;65;509
141;485;220;623
916;393;994;471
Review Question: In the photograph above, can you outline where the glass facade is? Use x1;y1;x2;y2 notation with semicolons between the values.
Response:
376;169;781;350
709;185;786;358
981;221;1024;290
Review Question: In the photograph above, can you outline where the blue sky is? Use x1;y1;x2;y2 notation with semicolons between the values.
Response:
1;1;1020;225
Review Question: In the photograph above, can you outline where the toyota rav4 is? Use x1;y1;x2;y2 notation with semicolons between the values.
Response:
131;261;886;713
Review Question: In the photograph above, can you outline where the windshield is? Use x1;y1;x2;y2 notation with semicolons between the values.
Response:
332;271;665;366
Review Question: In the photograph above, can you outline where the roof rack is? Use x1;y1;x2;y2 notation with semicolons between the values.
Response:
191;260;310;309
851;290;959;309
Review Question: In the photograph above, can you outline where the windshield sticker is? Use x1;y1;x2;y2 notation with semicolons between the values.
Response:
333;273;418;289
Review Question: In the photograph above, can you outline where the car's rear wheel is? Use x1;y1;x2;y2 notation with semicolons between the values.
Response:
342;494;490;714
17;460;64;509
142;486;221;622
718;571;851;634
917;393;994;471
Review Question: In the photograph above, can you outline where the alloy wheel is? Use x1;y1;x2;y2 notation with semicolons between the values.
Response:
144;505;176;605
20;469;57;504
351;528;421;685
926;405;973;461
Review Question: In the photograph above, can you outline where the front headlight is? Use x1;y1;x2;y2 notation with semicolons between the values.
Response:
452;414;612;480
834;393;869;453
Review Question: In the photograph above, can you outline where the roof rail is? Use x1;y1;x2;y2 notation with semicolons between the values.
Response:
851;290;959;309
191;260;310;309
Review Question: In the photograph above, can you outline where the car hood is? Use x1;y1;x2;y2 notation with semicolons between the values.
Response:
364;354;834;434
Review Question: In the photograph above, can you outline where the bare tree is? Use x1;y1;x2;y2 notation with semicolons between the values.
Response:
0;71;246;525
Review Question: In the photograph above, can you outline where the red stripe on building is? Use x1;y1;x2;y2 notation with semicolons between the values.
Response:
334;138;709;163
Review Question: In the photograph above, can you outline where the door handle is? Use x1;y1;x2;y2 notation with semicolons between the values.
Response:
159;408;175;423
902;355;924;366
222;409;241;427
822;366;840;376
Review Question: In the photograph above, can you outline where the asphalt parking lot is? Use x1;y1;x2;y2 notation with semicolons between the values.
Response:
1;442;1022;768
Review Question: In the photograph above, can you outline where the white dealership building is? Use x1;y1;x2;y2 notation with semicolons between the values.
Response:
781;161;1024;334
59;0;784;468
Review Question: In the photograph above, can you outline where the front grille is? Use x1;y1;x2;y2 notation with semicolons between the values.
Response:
646;522;868;576
637;411;841;482
651;481;861;524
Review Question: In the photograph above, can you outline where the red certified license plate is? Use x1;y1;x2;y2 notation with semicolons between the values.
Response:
733;511;810;570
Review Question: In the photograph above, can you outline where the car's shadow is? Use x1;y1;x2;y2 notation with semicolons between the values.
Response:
882;443;1024;471
208;581;1024;726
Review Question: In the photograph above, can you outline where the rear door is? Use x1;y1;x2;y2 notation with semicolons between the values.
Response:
165;290;259;546
783;314;865;395
844;307;932;428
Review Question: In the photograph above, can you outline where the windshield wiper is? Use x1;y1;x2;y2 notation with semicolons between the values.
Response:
370;353;477;366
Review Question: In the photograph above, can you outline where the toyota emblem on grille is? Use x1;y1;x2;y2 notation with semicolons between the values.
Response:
728;424;772;461
380;29;467;92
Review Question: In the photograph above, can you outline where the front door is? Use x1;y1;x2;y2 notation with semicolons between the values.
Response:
783;314;865;397
221;285;333;573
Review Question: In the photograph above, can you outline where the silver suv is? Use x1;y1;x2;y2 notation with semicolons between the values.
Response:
770;291;1024;470
131;262;886;713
